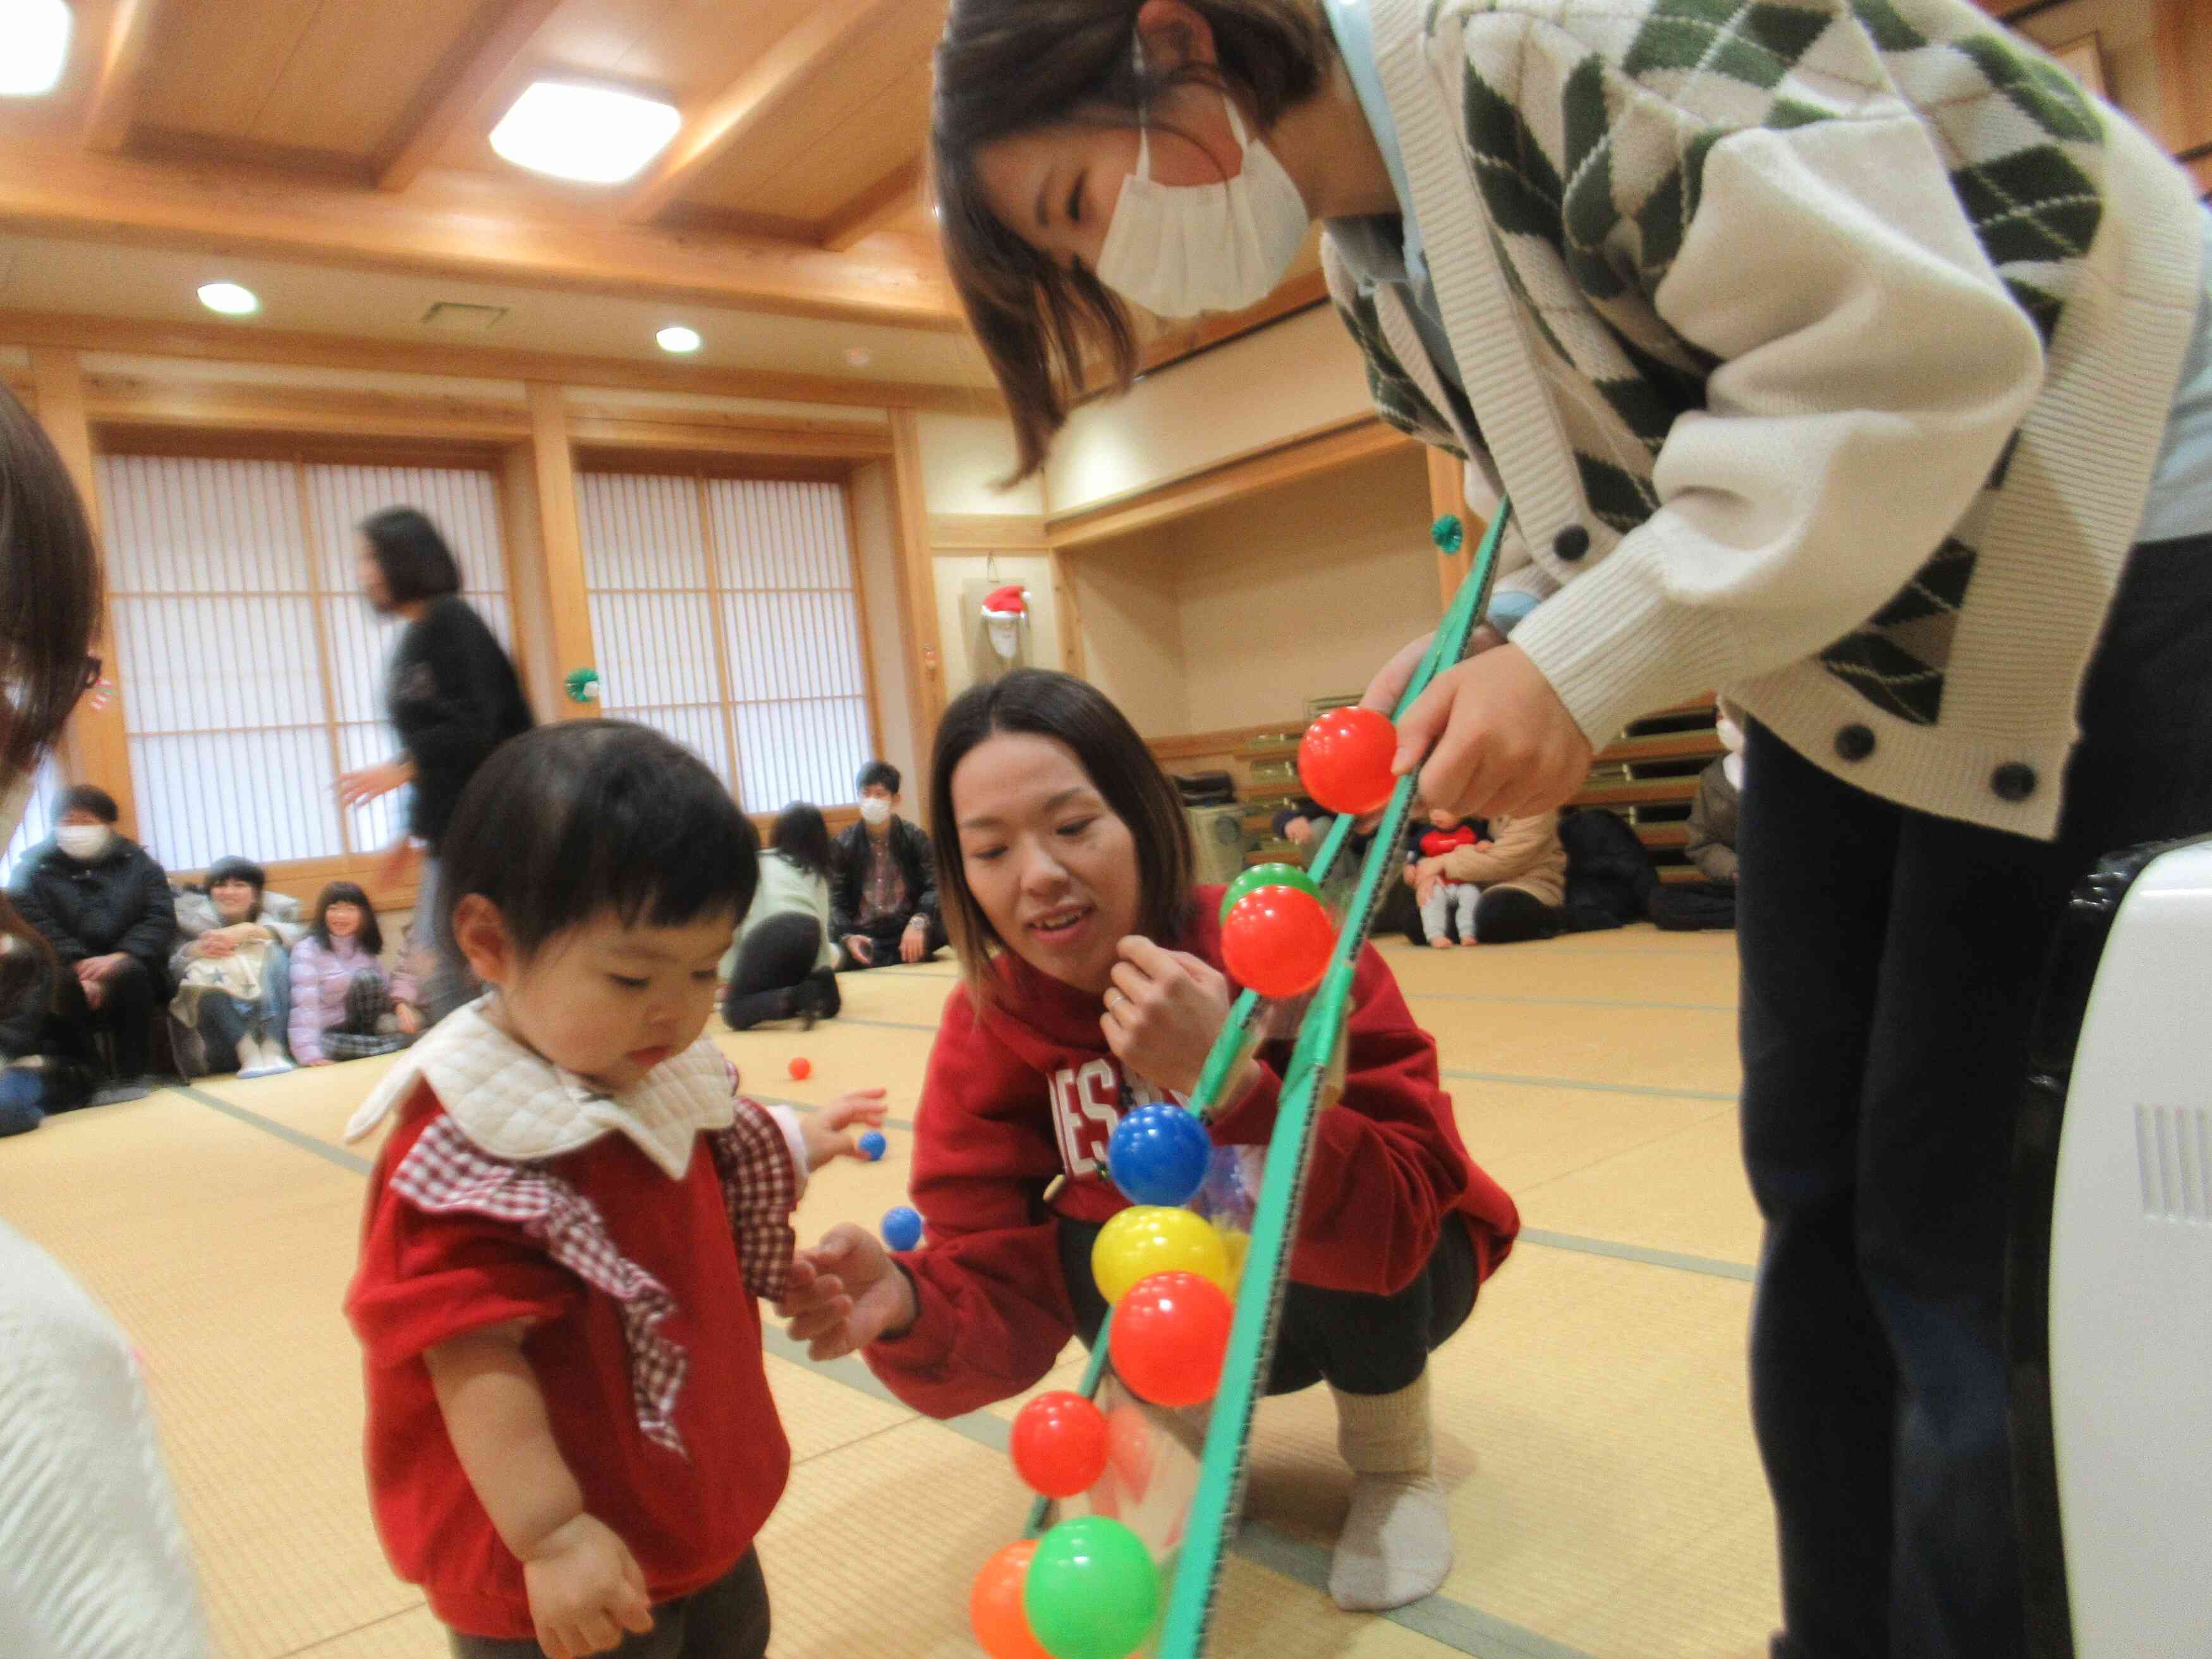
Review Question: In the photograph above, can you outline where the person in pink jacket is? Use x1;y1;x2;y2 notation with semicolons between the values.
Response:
288;882;420;1066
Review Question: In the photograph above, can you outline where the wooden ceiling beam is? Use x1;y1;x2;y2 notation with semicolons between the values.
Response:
621;0;910;226
821;158;925;252
83;0;162;154
375;0;567;193
0;308;1004;415
0;135;962;330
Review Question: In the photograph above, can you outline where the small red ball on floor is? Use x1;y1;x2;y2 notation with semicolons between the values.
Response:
788;1057;812;1081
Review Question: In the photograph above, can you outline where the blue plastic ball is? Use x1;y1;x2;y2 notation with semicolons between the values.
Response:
882;1205;923;1251
1107;1103;1212;1208
858;1130;887;1162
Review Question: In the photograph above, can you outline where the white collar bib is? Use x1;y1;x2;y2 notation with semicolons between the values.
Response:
343;999;734;1180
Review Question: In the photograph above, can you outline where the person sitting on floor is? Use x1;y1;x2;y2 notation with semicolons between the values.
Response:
1684;703;1745;888
8;786;176;1105
168;856;300;1079
289;883;420;1067
723;803;842;1031
830;761;946;971
1404;809;1570;947
1406;819;1490;949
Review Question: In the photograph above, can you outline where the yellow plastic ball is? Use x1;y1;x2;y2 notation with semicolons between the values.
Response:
1091;1206;1232;1306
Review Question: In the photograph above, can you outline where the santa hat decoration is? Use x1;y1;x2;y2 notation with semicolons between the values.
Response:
981;584;1030;662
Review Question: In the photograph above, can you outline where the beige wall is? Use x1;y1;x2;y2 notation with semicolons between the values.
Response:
1175;446;1435;729
1067;446;1435;738
849;460;919;788
915;410;1045;516
932;551;1064;698
1044;306;1372;515
2017;0;2162;133
1071;528;1190;739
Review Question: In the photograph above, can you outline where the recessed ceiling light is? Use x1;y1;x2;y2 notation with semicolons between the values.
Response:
0;0;71;98
197;282;260;317
657;325;702;355
490;81;681;185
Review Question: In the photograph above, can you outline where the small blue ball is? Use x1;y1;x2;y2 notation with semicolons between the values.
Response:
858;1131;888;1162
1107;1103;1212;1208
882;1205;923;1251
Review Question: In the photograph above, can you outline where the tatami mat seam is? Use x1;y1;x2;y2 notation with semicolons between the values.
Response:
274;1601;431;1658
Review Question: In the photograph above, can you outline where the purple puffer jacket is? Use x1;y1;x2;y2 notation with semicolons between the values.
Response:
288;936;417;1063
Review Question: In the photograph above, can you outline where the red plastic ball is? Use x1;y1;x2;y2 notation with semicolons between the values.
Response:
969;1540;1052;1659
1220;886;1335;1000
1298;706;1399;816
1011;1390;1110;1499
787;1057;812;1080
1109;1270;1234;1407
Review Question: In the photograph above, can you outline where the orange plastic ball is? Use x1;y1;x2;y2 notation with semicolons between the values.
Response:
1298;706;1398;816
1220;885;1335;1000
970;1541;1052;1659
787;1057;812;1080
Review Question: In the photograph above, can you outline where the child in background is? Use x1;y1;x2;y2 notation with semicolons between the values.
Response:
344;722;885;1659
1407;820;1488;949
289;882;419;1065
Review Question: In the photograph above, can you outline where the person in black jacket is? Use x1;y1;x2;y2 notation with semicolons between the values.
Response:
336;507;533;1024
8;785;176;1103
830;762;945;970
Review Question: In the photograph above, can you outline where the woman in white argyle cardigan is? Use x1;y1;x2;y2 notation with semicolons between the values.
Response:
930;1;2211;1655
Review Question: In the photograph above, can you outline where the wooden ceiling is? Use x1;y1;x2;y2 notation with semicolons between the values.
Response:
0;0;955;332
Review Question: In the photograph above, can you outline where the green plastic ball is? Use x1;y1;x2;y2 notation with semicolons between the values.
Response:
1219;862;1322;925
1023;1515;1160;1659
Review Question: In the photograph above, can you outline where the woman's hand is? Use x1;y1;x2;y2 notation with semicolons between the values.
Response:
900;916;930;964
520;1512;653;1659
842;934;875;967
799;1089;890;1171
1388;647;1593;822
1359;624;1508;722
1101;937;1248;1100
198;932;236;959
337;759;413;809
395;1002;423;1037
778;1224;917;1360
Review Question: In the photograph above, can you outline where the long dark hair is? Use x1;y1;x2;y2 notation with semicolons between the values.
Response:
770;802;837;882
313;881;385;957
359;507;463;607
438;721;759;961
932;0;1331;480
930;669;1194;1006
0;385;103;1000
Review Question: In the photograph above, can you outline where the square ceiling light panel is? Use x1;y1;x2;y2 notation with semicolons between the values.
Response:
0;0;73;97
490;81;682;185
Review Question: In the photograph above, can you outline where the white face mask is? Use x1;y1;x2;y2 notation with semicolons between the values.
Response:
1095;84;1310;319
859;798;894;828
56;823;111;862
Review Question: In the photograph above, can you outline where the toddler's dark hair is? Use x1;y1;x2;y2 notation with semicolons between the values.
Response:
439;721;759;959
313;880;384;957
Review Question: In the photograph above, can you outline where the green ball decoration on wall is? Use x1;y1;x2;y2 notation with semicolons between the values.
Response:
1430;514;1464;555
564;667;602;705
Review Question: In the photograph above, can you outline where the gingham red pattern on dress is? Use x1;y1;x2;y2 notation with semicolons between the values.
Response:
387;1093;798;1458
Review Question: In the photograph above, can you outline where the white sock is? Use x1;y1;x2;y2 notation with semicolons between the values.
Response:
1328;1371;1450;1612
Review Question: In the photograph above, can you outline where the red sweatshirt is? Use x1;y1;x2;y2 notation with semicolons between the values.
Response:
863;892;1519;1418
346;1083;791;1639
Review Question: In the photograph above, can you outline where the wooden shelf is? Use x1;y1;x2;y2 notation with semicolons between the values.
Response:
1570;777;1702;810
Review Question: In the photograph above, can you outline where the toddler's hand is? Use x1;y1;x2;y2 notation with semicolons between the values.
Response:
800;1088;890;1171
520;1512;653;1659
777;1222;916;1360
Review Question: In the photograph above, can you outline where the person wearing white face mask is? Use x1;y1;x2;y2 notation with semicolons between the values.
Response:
9;784;176;1106
829;760;946;971
933;3;2212;1655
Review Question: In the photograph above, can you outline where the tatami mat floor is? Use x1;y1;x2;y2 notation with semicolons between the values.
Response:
0;926;1776;1658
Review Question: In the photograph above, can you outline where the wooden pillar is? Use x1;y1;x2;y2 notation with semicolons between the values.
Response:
30;348;138;835
524;383;598;720
886;410;945;762
1425;448;1478;609
1047;543;1086;679
2156;0;2212;159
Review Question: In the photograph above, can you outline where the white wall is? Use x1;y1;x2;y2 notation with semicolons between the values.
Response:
1071;528;1191;738
915;410;1046;516
1043;306;1373;515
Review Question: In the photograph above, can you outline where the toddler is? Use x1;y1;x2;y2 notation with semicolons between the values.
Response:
344;722;883;1658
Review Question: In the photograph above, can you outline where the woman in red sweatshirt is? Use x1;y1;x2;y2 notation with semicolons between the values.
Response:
778;669;1519;1613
